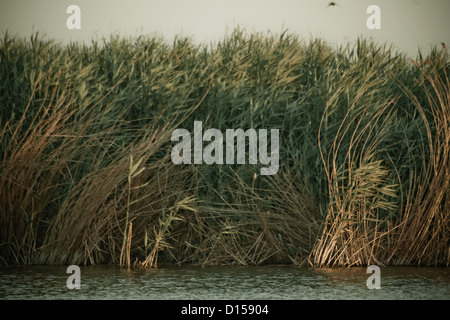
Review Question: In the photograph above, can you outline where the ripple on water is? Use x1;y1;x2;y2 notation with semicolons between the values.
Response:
0;265;448;300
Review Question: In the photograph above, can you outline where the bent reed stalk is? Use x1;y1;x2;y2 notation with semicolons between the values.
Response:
0;30;448;267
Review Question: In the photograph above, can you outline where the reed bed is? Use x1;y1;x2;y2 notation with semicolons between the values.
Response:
0;29;448;267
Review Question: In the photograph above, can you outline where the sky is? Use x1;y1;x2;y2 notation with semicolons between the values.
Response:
0;0;449;58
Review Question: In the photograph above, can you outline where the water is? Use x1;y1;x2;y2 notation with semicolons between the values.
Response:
0;265;448;300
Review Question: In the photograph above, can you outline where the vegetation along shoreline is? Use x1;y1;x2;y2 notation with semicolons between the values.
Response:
0;29;448;268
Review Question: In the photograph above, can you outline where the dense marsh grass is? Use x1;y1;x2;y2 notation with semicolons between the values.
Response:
0;29;448;267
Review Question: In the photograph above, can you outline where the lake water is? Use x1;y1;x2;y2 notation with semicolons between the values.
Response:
0;265;448;300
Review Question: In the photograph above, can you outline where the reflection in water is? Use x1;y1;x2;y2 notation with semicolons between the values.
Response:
0;265;448;300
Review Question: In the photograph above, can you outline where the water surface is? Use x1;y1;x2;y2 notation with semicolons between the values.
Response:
0;265;448;300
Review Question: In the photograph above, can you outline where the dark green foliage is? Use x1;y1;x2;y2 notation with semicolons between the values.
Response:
0;29;448;266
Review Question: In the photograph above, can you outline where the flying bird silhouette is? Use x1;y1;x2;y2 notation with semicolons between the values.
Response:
327;2;338;8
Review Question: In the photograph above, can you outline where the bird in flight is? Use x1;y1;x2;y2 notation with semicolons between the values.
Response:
327;2;338;8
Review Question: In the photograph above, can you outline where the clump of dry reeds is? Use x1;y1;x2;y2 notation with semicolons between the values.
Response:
0;70;81;264
386;55;450;266
0;66;202;266
309;50;450;267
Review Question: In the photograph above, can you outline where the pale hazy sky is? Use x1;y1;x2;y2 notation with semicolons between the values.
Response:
0;0;449;57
